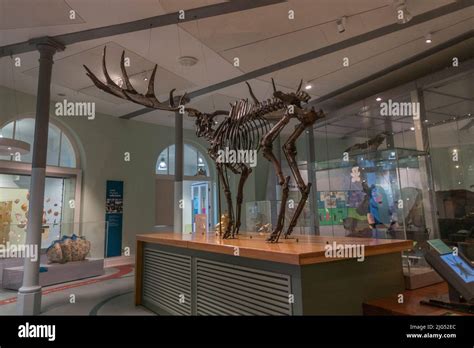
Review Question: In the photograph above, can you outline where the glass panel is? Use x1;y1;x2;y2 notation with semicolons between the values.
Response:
0;173;29;246
156;144;209;177
0;119;77;167
0;174;73;249
46;124;61;166
168;144;175;176
0;120;14;161
156;148;169;174
59;133;77;168
184;144;197;176
400;71;474;285
245;201;272;234
14;118;35;163
60;177;76;235
42;177;65;247
0;121;14;139
201;186;206;213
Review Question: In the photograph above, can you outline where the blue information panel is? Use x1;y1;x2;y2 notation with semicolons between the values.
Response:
105;180;123;257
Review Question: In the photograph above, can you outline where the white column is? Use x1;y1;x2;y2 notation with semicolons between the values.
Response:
17;38;64;315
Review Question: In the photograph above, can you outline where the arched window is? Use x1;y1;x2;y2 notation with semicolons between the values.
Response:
0;117;80;249
156;144;209;177
0;118;77;168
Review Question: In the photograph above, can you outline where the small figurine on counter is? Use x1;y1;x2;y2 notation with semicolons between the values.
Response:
214;213;230;237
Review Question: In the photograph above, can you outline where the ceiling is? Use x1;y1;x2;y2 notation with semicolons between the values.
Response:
313;69;474;147
0;0;472;134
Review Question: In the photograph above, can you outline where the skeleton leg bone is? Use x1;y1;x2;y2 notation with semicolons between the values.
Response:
283;123;312;238
261;112;291;242
234;165;251;237
217;165;234;239
270;175;290;242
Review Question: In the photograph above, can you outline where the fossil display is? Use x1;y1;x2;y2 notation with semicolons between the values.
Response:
85;47;325;242
344;131;389;154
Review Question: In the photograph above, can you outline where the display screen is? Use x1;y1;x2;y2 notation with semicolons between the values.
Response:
440;254;474;283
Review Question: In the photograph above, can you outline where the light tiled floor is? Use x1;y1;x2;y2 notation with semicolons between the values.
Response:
0;266;155;316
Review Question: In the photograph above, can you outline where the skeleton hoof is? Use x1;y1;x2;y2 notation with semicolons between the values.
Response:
266;231;281;243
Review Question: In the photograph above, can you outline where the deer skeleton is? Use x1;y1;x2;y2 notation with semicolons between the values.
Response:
84;47;325;242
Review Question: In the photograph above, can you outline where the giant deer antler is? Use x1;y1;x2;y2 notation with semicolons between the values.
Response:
83;46;190;111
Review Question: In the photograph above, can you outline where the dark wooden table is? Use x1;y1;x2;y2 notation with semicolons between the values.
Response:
363;282;471;316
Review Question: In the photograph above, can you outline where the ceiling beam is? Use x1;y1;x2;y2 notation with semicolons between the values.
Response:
424;89;474;102
0;0;286;58
120;0;473;119
309;32;474;128
312;30;474;115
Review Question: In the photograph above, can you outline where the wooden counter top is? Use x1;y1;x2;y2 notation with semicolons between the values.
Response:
136;232;412;265
364;282;472;316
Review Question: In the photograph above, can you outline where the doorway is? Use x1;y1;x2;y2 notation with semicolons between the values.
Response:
191;182;209;233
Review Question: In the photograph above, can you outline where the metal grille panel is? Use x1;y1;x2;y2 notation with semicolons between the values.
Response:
196;258;292;316
142;249;191;315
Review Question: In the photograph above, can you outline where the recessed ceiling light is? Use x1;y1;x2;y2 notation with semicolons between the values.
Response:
143;77;148;81
425;33;432;44
305;84;312;90
376;97;382;102
410;126;415;131
178;56;199;67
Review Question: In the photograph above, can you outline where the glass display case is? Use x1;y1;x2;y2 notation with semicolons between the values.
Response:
311;147;441;288
0;174;76;249
245;200;272;234
313;147;431;240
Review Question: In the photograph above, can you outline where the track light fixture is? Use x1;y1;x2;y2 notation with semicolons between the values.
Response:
394;0;412;24
425;33;432;43
336;16;347;33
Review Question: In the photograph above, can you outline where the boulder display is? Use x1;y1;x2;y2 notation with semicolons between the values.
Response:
46;235;91;264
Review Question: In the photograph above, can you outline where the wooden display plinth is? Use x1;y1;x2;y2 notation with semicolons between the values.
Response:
135;232;412;315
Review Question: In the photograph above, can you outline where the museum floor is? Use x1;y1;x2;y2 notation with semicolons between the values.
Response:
0;265;153;315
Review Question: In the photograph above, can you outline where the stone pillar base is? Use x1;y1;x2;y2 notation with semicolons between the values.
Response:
17;286;42;315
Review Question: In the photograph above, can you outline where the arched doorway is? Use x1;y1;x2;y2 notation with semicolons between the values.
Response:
155;143;216;232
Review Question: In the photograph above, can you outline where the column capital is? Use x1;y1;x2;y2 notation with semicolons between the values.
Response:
28;36;65;54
